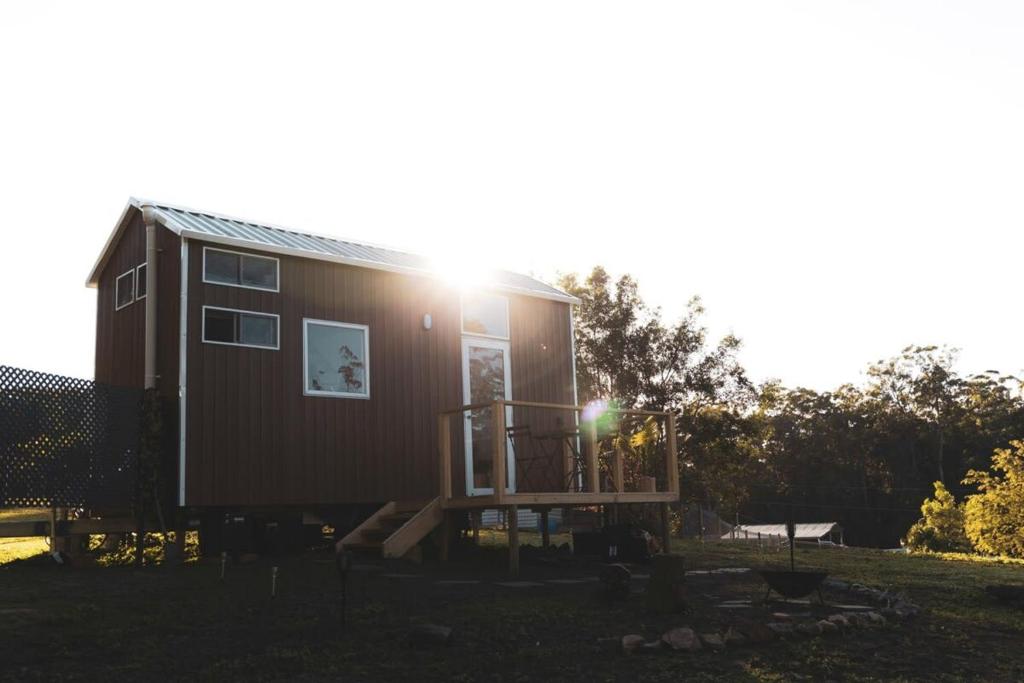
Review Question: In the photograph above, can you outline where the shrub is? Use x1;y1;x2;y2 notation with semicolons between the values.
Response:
962;440;1024;558
903;481;969;552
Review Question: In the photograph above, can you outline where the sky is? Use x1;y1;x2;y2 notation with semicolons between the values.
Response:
1;1;1022;390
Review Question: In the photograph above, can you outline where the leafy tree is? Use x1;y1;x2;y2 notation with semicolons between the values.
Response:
903;481;969;552
962;441;1024;557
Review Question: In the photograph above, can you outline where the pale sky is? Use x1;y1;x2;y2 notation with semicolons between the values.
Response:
1;1;1022;390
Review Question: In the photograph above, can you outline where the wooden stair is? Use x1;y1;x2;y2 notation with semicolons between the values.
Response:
337;497;444;559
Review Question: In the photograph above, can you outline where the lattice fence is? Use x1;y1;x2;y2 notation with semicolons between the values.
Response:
0;365;142;508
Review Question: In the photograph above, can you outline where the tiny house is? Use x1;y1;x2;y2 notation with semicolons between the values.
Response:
87;198;678;558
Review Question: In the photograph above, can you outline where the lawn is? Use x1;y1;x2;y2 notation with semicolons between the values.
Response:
1;535;1023;682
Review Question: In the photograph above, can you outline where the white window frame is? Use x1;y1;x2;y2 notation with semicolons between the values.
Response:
114;268;135;311
135;263;147;300
302;318;371;399
201;305;280;350
460;293;511;341
202;246;280;293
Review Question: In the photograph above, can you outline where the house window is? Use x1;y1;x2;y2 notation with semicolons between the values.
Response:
135;263;147;299
462;293;509;339
203;247;279;291
303;319;370;398
115;269;135;310
202;306;279;349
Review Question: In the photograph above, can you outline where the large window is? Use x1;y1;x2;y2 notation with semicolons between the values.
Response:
115;269;135;310
462;293;509;339
202;306;279;349
203;247;279;291
303;319;370;398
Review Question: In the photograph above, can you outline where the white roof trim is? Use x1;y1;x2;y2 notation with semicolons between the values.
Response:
86;198;580;305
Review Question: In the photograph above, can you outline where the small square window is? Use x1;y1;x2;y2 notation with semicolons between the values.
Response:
115;269;135;310
202;307;279;349
135;264;147;299
203;247;279;291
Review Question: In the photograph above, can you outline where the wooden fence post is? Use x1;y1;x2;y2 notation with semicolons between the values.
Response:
665;412;679;495
508;505;520;576
585;420;599;493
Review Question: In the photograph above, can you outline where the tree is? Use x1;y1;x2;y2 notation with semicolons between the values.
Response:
962;441;1024;558
903;481;969;553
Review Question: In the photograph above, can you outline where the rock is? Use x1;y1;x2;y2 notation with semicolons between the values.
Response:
766;622;794;638
661;627;702;652
640;640;663;653
700;633;726;651
796;622;822;637
880;607;902;621
622;634;646;653
865;611;887;626
845;612;870;628
600;563;632;599
408;624;452;647
826;614;850;629
822;578;850;591
723;628;747;647
738;622;776;644
818;620;839;636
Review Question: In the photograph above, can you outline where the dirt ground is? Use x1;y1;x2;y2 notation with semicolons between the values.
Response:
1;537;1023;682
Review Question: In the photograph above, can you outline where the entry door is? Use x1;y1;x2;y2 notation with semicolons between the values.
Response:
462;337;515;496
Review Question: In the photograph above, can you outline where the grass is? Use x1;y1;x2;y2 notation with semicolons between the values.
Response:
0;508;49;564
1;535;1023;681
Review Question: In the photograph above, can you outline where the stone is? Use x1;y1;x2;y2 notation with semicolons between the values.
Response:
600;563;632;599
408;624;452;647
826;614;850;629
818;619;839;636
723;628;747;647
766;622;794;638
738;622;776;644
796;622;822;637
661;627;702;652
865;611;887;626
880;607;901;621
700;633;726;651
822;578;850;591
640;640;664;653
622;634;645;653
845;612;870;628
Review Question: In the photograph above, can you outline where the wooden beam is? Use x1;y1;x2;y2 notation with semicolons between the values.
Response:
613;441;625;493
439;510;450;562
492;400;507;504
660;502;671;553
441;400;669;418
438;413;452;501
439;491;679;510
563;436;575;492
508;505;520;576
540;509;550;548
584;420;599;493
665;412;680;496
337;501;396;551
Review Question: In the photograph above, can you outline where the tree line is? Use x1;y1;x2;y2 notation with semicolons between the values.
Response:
558;267;1024;549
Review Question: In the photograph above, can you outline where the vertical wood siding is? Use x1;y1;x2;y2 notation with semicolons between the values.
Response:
183;240;575;506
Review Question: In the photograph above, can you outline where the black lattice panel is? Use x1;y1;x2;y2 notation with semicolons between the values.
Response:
0;365;142;508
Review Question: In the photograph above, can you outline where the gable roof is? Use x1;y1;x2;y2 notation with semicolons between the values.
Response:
86;198;578;304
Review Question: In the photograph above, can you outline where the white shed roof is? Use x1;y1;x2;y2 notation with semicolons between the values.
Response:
723;523;841;540
86;198;578;304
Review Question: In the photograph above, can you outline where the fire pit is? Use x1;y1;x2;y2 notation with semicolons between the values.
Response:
757;515;828;601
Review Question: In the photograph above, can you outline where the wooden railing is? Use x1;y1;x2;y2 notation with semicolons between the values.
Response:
437;399;679;508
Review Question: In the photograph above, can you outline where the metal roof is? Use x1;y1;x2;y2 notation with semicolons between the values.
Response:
86;198;578;303
723;523;841;540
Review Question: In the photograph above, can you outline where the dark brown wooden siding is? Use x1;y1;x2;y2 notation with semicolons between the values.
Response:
183;240;575;506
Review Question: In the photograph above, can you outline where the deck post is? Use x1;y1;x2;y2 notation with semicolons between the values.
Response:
665;412;679;495
540;509;550;548
439;510;450;562
612;441;625;493
660;502;671;553
438;413;452;503
492;400;507;504
508;505;520;575
584;420;599;493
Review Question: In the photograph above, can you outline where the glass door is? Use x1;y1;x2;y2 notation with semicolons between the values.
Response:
462;337;514;496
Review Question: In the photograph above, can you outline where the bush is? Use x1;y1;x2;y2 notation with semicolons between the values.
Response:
962;440;1024;558
903;481;969;552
